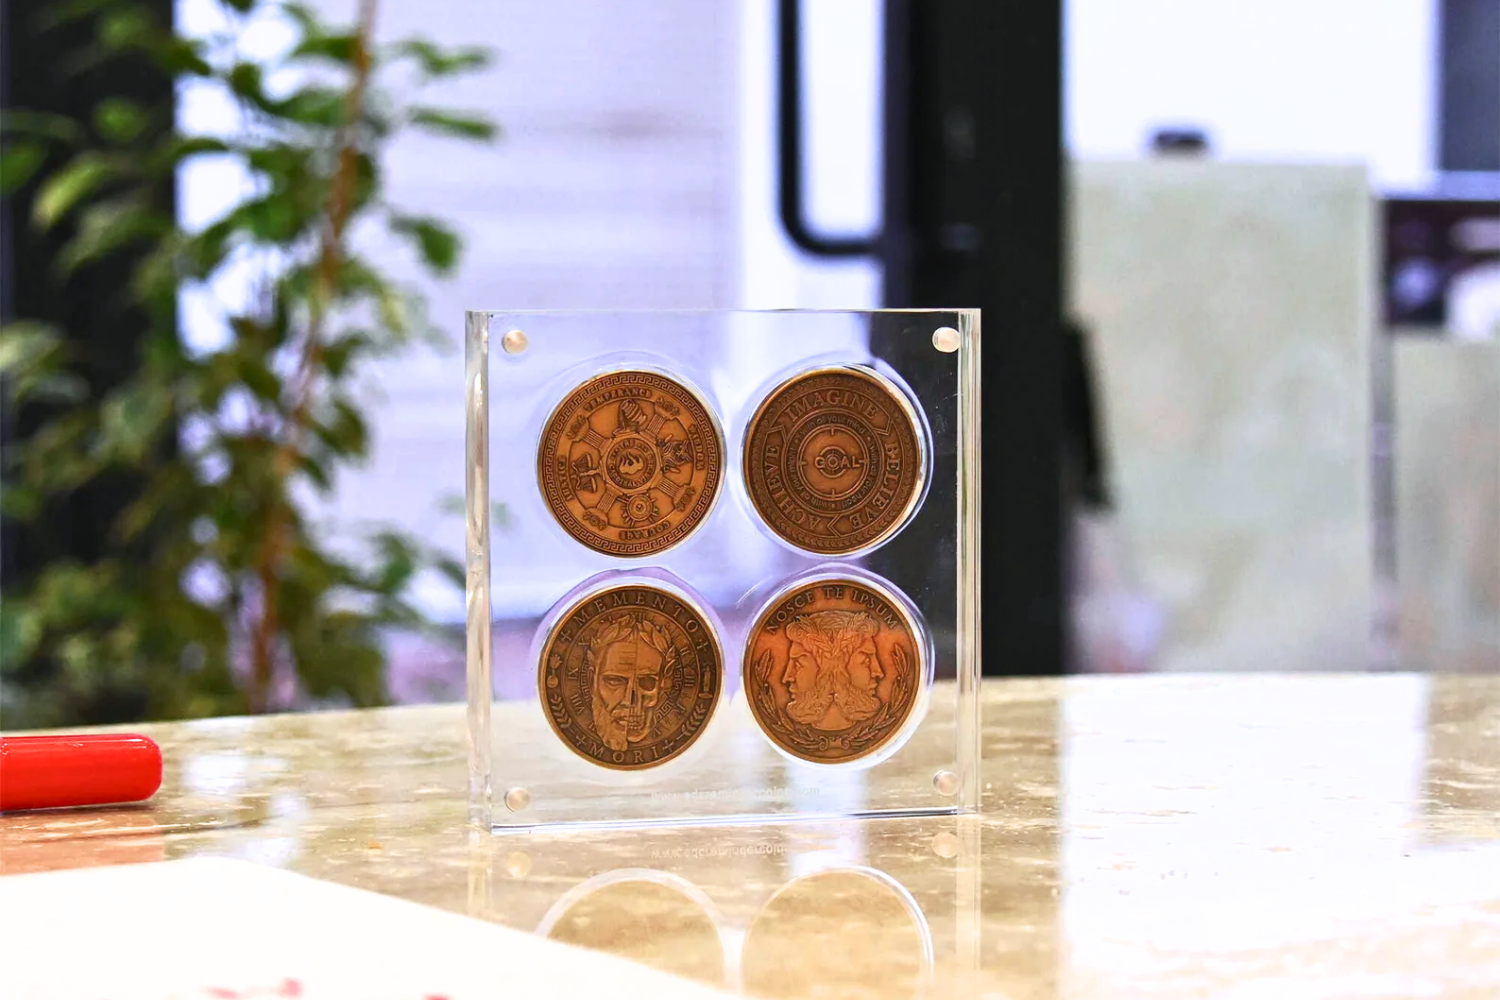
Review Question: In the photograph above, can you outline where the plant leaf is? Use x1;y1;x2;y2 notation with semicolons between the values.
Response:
386;38;491;78
0;144;46;193
97;6;152;51
0;322;82;406
0;482;44;522
310;398;369;458
298;454;334;493
407;107;497;141
0;110;84;144
222;191;320;245
371;532;416;593
60;197;169;272
33;154;114;230
93;97;148;144
375;284;410;338
292;33;358;65
153;37;214;77
0;321;52;371
234;352;283;405
36;0;119;31
96;381;172;463
321;330;372;378
131;242;179;306
114;463;194;543
273;87;346;128
282;3;322;34
432;555;465;589
228;62;267;106
0;603;43;670
388;212;460;274
151;135;231;170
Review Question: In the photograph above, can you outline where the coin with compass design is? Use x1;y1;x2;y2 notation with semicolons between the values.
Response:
538;370;723;556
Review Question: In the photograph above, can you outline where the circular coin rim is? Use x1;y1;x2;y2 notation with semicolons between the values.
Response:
740;866;934;992
536;867;729;986
538;581;726;772
740;571;930;767
740;363;930;557
537;367;727;558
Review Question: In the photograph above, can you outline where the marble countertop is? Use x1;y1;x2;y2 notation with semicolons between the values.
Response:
3;675;1497;999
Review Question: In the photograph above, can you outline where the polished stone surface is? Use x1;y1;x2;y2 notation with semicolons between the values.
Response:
3;676;1498;999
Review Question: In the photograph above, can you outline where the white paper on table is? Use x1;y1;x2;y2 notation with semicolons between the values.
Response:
0;857;732;1000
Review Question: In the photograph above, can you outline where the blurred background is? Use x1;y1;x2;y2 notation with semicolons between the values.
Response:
2;0;1497;726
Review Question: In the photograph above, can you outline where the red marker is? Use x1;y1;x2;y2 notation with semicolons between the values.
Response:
0;734;162;811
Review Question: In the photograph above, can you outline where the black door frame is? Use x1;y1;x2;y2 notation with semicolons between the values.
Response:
776;0;1066;676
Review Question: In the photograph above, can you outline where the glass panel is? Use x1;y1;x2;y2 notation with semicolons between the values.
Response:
466;309;980;830
1070;161;1380;673
1392;340;1500;671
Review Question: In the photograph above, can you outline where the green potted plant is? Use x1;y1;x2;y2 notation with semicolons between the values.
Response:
0;0;495;725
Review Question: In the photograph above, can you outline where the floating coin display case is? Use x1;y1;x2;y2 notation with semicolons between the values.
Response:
466;310;980;830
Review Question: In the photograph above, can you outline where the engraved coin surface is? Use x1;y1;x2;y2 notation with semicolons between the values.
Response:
541;584;722;770
539;370;723;556
743;366;925;555
744;577;924;764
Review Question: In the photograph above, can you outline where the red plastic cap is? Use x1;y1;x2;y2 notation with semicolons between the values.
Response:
0;733;163;812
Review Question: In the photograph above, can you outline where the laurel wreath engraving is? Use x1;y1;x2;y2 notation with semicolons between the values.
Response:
546;611;711;758
752;643;914;756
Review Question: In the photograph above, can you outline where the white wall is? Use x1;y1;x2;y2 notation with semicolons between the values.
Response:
736;0;883;310
172;0;1446;630
1066;0;1438;189
176;0;744;626
738;0;1442;310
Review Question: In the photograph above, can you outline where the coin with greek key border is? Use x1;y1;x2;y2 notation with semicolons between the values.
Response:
539;370;723;557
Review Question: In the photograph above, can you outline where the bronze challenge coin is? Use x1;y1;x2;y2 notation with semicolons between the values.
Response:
744;577;924;764
539;370;723;557
540;584;722;770
743;365;925;555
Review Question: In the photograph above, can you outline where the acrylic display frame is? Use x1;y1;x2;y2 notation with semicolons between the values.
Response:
465;310;980;831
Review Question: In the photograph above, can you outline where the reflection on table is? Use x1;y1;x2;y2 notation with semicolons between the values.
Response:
476;816;974;1000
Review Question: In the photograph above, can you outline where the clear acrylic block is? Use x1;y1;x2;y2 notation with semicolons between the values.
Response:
465;310;980;830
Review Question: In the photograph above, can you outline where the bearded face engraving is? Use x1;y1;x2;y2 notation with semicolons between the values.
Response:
588;614;677;751
781;610;884;730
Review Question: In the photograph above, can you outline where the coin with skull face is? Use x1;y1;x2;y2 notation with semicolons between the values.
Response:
540;583;722;770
